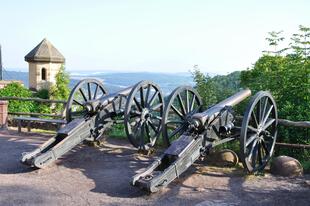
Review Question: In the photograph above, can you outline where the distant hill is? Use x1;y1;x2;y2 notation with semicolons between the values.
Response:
3;70;29;86
2;70;194;94
2;69;242;96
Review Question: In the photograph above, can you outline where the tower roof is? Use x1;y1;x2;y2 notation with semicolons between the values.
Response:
25;38;65;63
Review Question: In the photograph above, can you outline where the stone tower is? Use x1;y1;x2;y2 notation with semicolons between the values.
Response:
25;38;65;91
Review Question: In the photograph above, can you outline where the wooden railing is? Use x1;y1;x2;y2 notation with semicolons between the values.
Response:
276;119;310;149
0;96;67;119
235;115;309;149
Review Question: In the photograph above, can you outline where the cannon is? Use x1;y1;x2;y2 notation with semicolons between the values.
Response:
21;79;164;168
132;86;278;192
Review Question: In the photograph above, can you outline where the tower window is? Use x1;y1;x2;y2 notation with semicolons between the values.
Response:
41;68;46;80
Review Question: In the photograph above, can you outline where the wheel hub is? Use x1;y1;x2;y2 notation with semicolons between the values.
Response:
141;108;150;121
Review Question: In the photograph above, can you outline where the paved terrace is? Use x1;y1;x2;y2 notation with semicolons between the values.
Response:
0;129;309;206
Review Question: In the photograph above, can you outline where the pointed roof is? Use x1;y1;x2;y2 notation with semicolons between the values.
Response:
25;38;65;63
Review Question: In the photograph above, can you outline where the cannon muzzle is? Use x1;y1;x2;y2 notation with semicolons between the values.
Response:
191;89;251;129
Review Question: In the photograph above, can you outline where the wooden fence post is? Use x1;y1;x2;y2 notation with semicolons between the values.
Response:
0;100;8;129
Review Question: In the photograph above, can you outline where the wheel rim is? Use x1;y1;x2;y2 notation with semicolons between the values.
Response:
162;86;202;146
124;81;164;150
66;79;108;122
240;91;278;173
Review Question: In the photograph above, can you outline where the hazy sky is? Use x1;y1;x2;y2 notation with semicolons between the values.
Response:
0;0;309;74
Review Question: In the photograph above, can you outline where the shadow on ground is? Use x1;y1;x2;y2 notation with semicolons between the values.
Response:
0;129;49;174
0;129;309;205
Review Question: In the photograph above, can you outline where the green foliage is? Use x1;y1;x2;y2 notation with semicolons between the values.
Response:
107;123;126;138
50;65;70;100
0;82;34;112
35;89;50;99
50;65;70;112
263;30;288;55
191;25;309;163
191;67;241;109
32;89;51;115
192;68;217;108
241;25;310;161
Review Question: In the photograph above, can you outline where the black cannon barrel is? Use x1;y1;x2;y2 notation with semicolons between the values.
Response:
85;86;133;113
191;89;251;128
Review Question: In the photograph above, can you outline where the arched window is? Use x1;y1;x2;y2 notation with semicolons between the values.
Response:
41;68;46;80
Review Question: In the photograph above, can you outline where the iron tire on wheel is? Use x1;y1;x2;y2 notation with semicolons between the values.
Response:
124;80;164;151
240;91;278;173
162;86;202;147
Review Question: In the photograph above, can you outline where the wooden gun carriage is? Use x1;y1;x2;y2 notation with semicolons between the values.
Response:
132;86;278;192
21;79;164;168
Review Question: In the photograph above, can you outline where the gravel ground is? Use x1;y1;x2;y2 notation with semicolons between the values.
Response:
0;129;309;206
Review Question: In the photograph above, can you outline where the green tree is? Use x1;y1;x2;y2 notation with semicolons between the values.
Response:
50;65;70;112
241;25;310;161
191;67;217;108
263;30;288;55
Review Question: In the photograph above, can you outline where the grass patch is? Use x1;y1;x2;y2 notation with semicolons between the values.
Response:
106;123;127;139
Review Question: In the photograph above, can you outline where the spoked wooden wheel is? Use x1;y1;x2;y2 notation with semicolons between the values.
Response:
124;81;164;150
66;79;108;122
240;91;278;173
162;86;202;146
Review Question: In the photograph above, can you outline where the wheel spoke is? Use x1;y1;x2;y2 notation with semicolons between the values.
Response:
261;140;270;155
189;106;200;115
151;103;163;111
186;90;190;113
139;123;145;149
246;134;257;147
93;84;98;99
177;94;187;116
130;110;141;115
87;82;91;100
189;94;196;112
261;97;268;122
132;120;142;134
251;143;259;167
247;125;258;133
262;105;274;126
130;118;140;127
251;111;259;128
171;104;184;119
148;90;159;106
73;99;83;107
145;121;152;140
133;97;142;111
248;139;258;160
145;85;151;106
151;115;162;120
79;88;87;102
140;87;145;108
148;119;158;133
263;118;275;131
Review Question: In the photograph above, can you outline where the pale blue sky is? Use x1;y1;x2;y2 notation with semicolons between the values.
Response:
0;0;309;74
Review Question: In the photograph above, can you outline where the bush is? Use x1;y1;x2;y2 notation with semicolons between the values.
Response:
32;89;52;115
0;82;34;113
